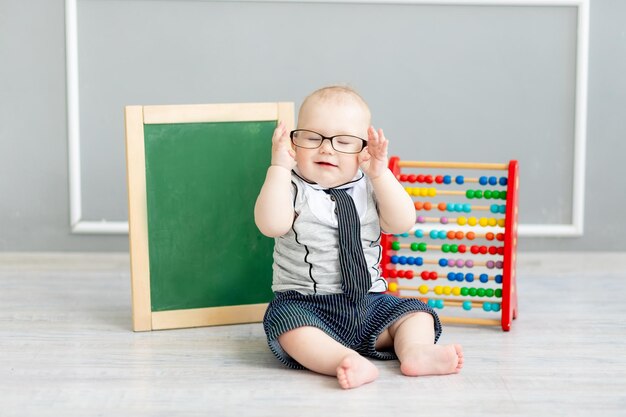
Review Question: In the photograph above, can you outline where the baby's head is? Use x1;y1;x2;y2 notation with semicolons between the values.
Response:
292;86;371;188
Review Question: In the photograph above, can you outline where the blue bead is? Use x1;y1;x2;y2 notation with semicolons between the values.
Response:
438;231;447;239
463;204;472;213
439;258;448;267
447;272;456;281
455;203;464;212
455;273;464;282
479;176;488;185
483;302;492;312
415;229;424;238
443;175;452;184
401;232;409;237
415;257;424;266
495;274;503;284
499;177;508;186
430;230;438;239
492;303;501;312
500;205;507;214
446;203;454;212
490;204;499;214
398;256;407;265
407;256;415;265
489;176;498;186
436;299;444;309
480;273;489;283
428;299;436;308
455;175;464;185
462;301;472;311
390;255;399;264
466;273;474;282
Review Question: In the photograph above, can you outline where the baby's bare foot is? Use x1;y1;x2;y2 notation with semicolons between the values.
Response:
336;354;379;389
399;344;463;377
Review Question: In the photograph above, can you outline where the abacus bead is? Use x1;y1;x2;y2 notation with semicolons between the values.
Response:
460;287;469;296
468;217;477;226
425;175;433;184
416;257;424;266
462;301;472;311
419;285;429;294
439;258;448;267
399;174;408;182
498;219;506;227
410;242;419;251
416;174;425;183
480;273;489;283
430;230;438;239
477;288;485;297
486;232;495;240
440;217;449;224
446;203;454;212
496;233;505;241
457;216;467;226
438;202;447;211
495;274;503;283
486;260;495;269
475;190;483;198
496;261;503;269
448;258;457;267
455;259;464;267
434;286;443;295
466;232;476;240
414;201;423;210
418;242;428;252
416;216;425;223
438;230;447;239
436;299;444;309
428;299;437;308
500;205;506;214
450;244;458;253
479;218;488;227
442;244;450;253
401;232;409;237
488;218;497;227
490;204;499;214
399;256;407;265
466;190;475;199
429;271;438;280
479;176;488;185
407;256;415;265
499;177;507;186
405;270;414;279
415;229;424;238
391;255;399;264
392;241;401;250
388;269;398;278
408;174;417;183
447;231;456;240
492;303;501;312
485;288;495;297
456;231;464;239
435;175;444;184
501;191;507;200
424;202;432;211
447;272;456;281
465;260;474;267
456;175;464;185
443;286;452;295
489;176;498;186
398;270;405;278
466;273;474;282
455;272;464;282
483;302;492;312
468;287;477;296
484;190;492;199
388;282;398;292
452;287;461;296
495;289;503;298
421;271;430;280
489;246;498;255
458;244;467;253
479;246;488;254
463;204;472;213
443;175;452;184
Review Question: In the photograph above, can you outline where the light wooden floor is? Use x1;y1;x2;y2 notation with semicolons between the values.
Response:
1;252;626;417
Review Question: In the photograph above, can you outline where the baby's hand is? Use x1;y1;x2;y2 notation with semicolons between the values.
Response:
271;121;296;170
359;126;389;180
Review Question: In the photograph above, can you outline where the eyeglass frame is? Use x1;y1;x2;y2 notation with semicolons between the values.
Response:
289;129;367;154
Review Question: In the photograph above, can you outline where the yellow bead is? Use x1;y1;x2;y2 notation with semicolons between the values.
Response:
488;218;497;226
420;188;429;197
479;217;488;227
498;218;506;227
443;286;452;295
452;287;461;296
457;216;467;226
388;282;398;292
418;285;429;294
468;217;477;226
434;285;443;295
428;188;437;197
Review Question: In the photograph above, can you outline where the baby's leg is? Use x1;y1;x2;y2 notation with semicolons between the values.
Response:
388;312;464;376
278;326;378;389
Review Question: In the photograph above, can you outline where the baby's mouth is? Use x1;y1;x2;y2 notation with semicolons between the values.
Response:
316;161;337;167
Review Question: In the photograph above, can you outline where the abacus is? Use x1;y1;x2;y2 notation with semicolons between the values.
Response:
382;157;519;331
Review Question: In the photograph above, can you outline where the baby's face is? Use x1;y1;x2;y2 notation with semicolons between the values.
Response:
294;97;369;188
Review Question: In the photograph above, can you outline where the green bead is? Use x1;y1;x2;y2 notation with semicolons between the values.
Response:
418;242;428;252
485;288;495;297
484;190;492;199
495;288;503;298
466;190;475;199
461;287;469;296
391;241;400;250
477;288;485;297
474;190;483;199
442;244;450;253
410;242;419;251
468;287;477;296
501;191;507;200
450;244;458;253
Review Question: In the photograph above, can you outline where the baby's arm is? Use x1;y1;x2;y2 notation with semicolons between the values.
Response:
254;122;296;237
359;127;415;234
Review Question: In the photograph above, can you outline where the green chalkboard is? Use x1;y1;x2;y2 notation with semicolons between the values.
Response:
143;121;275;312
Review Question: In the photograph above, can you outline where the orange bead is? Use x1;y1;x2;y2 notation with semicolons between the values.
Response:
438;202;447;211
466;232;476;240
414;201;423;210
486;232;495;241
496;233;505;241
455;231;464;239
447;231;455;240
424;202;432;211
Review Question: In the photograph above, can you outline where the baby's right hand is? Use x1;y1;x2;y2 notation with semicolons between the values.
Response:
271;121;296;170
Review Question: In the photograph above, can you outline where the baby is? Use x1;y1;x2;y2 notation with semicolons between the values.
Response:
255;86;463;389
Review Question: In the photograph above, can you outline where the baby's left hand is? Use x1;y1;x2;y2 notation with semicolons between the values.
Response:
359;126;389;180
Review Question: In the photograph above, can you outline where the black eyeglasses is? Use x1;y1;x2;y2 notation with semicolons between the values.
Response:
290;129;367;154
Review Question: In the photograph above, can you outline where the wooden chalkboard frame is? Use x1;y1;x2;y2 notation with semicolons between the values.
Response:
125;102;294;331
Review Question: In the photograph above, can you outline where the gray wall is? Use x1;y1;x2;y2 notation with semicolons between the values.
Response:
0;0;624;252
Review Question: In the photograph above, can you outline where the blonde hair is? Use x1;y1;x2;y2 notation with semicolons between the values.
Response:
299;85;371;122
